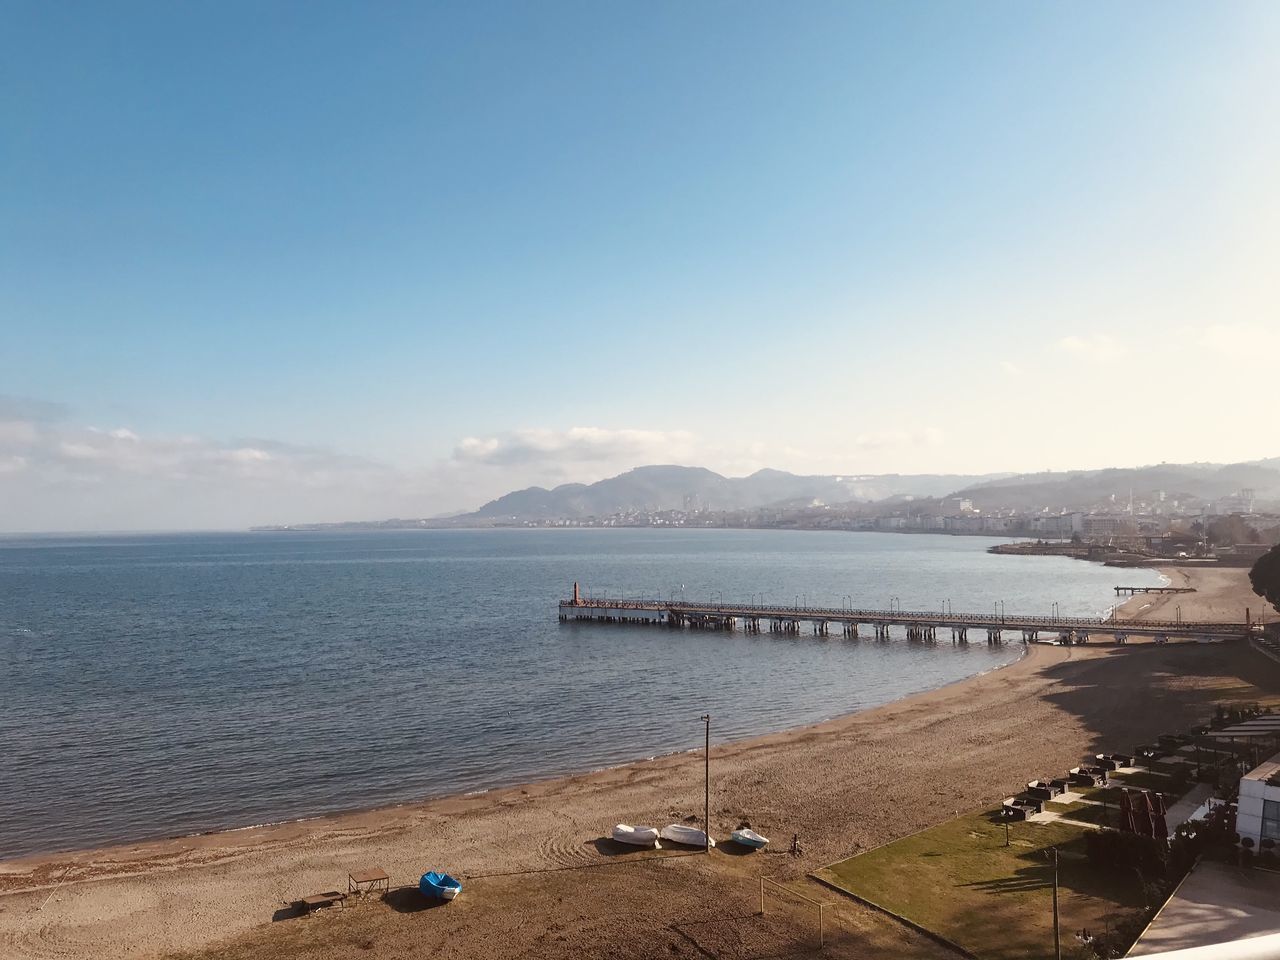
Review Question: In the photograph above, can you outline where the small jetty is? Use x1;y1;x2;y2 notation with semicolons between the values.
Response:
558;583;1254;644
1114;585;1196;596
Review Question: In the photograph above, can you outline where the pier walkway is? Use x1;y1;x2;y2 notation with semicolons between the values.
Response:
1114;585;1196;596
558;588;1255;644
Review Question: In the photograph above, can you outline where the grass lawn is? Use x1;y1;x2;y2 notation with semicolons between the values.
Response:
1076;785;1121;803
1044;801;1113;827
815;810;1148;960
1110;771;1176;792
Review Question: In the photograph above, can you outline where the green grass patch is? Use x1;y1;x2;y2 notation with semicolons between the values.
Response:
1076;785;1121;804
1110;771;1176;792
1044;801;1114;827
816;809;1147;960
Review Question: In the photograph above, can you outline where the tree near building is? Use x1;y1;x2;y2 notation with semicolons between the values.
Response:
1250;544;1280;614
1208;514;1260;547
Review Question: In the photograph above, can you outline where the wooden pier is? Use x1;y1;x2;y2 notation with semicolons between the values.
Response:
1114;585;1196;596
558;584;1254;645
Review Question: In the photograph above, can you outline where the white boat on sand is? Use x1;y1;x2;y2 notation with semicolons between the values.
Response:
659;823;714;848
730;828;769;849
612;823;661;847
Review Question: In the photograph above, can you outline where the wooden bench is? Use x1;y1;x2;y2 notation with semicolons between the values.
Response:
299;891;346;913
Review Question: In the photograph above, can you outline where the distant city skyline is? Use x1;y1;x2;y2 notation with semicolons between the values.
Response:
3;2;1279;531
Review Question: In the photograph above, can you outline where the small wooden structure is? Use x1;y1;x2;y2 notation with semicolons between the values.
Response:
299;891;346;913
348;867;390;901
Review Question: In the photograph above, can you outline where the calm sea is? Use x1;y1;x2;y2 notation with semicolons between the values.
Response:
0;528;1161;859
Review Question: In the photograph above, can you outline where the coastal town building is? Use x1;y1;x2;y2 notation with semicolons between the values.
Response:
1237;751;1280;849
1079;514;1127;537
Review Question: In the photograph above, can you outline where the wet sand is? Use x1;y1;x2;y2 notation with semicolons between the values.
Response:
2;566;1277;959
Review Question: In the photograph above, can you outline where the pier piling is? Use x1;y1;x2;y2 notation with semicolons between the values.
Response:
557;589;1254;646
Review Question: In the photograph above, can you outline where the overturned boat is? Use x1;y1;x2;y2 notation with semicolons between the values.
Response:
659;823;714;848
730;828;769;849
419;871;462;901
612;823;661;847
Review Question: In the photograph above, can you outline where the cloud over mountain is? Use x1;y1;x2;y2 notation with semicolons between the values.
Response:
452;427;697;469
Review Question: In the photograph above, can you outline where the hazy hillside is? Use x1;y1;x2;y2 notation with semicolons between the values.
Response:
258;456;1280;530
472;465;1005;520
955;461;1280;511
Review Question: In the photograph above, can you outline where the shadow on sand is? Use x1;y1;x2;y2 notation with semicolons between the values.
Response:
716;839;764;857
591;836;660;857
384;886;451;914
1038;640;1280;762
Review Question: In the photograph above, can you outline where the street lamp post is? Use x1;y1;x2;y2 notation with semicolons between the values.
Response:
1052;847;1061;960
701;714;711;853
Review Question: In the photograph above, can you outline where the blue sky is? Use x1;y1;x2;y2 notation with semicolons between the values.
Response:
2;2;1278;530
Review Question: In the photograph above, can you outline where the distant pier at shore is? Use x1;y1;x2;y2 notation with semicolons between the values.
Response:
558;583;1255;644
1114;585;1196;596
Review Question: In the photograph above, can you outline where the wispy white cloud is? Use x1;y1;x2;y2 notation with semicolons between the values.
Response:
452;426;698;469
1;407;731;529
35;428;322;480
1055;333;1128;364
0;407;423;530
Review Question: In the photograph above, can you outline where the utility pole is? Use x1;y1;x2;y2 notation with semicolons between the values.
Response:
1052;847;1062;960
702;714;711;853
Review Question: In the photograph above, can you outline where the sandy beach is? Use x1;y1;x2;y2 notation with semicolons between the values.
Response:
2;566;1277;959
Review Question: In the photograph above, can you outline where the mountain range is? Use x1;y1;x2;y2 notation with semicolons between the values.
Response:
952;459;1280;512
470;466;1003;520
254;458;1280;531
468;458;1280;521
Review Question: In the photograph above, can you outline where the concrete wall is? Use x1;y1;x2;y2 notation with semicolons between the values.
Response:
1236;776;1278;845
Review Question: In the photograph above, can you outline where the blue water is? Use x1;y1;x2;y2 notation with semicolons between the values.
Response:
0;528;1161;859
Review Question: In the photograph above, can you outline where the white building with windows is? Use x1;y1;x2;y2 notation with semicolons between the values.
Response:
1237;751;1280;848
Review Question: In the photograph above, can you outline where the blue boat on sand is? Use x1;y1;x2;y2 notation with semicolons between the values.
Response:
730;828;769;850
420;871;463;901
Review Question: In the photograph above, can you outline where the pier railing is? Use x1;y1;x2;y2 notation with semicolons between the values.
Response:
558;596;1255;639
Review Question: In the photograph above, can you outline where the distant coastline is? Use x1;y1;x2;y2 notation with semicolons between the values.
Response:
249;517;1016;536
249;460;1280;563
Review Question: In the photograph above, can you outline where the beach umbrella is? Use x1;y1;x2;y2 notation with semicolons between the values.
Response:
1136;791;1156;838
1119;790;1137;834
1150;791;1169;840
